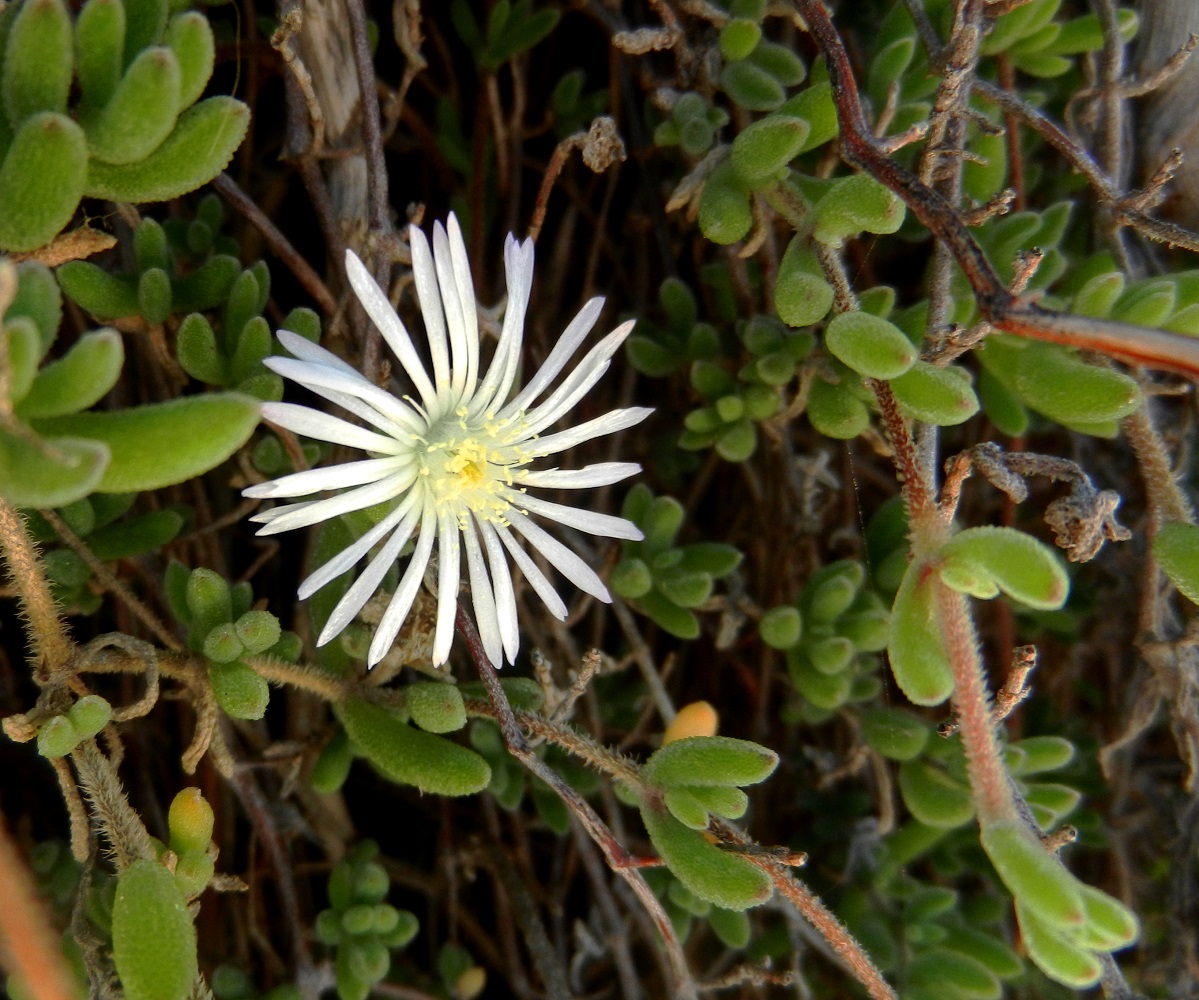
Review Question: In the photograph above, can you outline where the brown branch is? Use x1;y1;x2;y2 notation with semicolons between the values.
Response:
793;0;1199;378
212;173;337;317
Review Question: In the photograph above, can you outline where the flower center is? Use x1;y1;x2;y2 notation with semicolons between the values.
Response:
421;425;514;523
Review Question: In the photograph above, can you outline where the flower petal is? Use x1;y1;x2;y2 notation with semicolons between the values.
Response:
265;356;424;435
245;456;407;499
276;328;363;378
432;221;472;400
317;495;422;645
344;249;438;408
526;406;653;458
505;508;610;602
516;462;641;489
368;506;438;667
463;517;503;668
495;525;568;620
432;509;462;665
298;497;415;600
254;468;417;535
499;296;603;416
409;223;451;390
512;491;643;540
478;519;520;662
262;402;407;455
521;320;636;436
470;233;534;417
447;214;481;393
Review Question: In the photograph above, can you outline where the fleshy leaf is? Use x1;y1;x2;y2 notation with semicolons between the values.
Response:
775;236;834;327
698;161;753;246
338;697;491;796
1153;521;1199;605
30;392;261;492
406;682;467;734
112;859;198;1000
644;736;778;788
166;12;214;108
939;526;1069;610
84;46;181;164
981;822;1086;930
3;0;72;127
1015;342;1140;426
824;311;916;380
730;115;809;187
890;361;980;426
859;706;930;761
0;430;109;508
210;661;269;719
1015;903;1102;989
0;112;87;252
887;562;954;706
813;174;905;244
17;328;124;419
56;260;140;319
898;758;975;828
75;0;127;111
84;96;250;203
639;803;772;910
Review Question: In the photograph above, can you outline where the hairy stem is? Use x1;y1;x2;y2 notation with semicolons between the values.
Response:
0;496;72;679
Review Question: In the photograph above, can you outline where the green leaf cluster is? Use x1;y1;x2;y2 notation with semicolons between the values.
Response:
612;484;742;638
761;559;890;718
165;562;299;720
315;841;419;1000
654;92;730;158
0;0;248;250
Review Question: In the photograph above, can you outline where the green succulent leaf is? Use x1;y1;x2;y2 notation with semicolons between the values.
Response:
84;46;181;164
210;660;269;719
698;161;753;246
1015;342;1140;426
1153;521;1199;605
645;736;778;789
898;758;975;828
406;682;468;734
122;0;168;61
887;562;954;707
824;311;916;380
9;260;63;353
166;11;214;107
0;112;87;252
112;859;198;1000
84;96;250;203
1015;902;1102;989
0;430;109;508
775;236;834;327
939;526;1069;610
859;706;930;761
721;59;785;111
75;0;127;111
890;361;980;426
730;115;810;187
30;392;261;492
3;0;72;127
17;328;124;419
56;261;139;320
338;697;491;796
639;803;772;910
981;822;1086;931
813;174;905;244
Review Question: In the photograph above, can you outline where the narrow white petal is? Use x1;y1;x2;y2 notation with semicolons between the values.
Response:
245;457;407;499
505;509;610;602
520;321;636;436
276;328;363;378
344;249;438;408
462;518;502;668
265;356;424;434
495;526;568;619
298;497;414;600
526;406;653;458
512;492;643;540
470;234;534;417
409;224;451;388
446;214;480;393
500;297;603;416
516;462;641;490
367;508;437;667
255;469;417;535
262;402;405;455
432;509;462;665
317;499;421;645
478;519;520;663
250;498;314;524
433;223;470;399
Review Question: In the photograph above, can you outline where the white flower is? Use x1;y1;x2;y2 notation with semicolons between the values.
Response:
244;215;650;669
